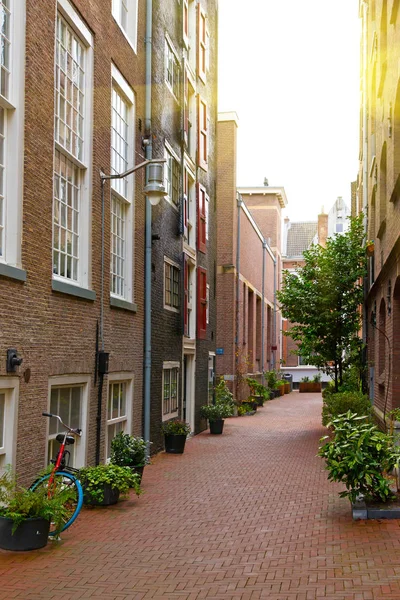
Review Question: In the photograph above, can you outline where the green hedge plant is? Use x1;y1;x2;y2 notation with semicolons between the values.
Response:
322;391;372;427
80;463;141;504
318;411;399;503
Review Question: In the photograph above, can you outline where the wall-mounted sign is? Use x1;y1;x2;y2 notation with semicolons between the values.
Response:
216;348;224;355
224;374;234;381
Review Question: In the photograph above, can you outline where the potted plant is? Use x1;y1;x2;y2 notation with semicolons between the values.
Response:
0;469;75;551
246;378;269;406
200;401;234;434
238;402;256;416
110;432;148;483
276;380;286;397
366;240;375;257
80;463;141;506
161;420;191;454
265;371;281;398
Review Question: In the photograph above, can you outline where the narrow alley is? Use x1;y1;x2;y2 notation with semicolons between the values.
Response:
1;393;400;600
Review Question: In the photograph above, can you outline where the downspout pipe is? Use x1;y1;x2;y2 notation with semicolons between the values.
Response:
272;250;277;372
235;193;242;399
362;0;368;347
144;0;153;460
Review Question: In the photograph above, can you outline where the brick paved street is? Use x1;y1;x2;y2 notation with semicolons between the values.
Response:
1;392;400;600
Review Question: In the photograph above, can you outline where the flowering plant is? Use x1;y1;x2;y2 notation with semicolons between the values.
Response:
161;419;191;436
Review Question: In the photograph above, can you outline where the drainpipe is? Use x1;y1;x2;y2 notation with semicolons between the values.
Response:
144;0;153;459
261;240;267;385
272;251;277;371
235;193;242;399
362;1;369;396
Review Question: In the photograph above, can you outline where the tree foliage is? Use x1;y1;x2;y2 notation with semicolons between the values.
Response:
277;215;367;390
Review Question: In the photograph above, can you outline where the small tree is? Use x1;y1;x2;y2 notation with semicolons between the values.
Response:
277;215;367;391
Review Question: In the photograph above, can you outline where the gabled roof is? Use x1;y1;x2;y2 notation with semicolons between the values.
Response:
285;221;318;257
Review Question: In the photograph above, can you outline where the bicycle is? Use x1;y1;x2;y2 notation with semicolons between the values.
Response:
30;412;84;537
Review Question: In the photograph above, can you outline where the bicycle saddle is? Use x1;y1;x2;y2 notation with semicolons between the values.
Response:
56;434;75;445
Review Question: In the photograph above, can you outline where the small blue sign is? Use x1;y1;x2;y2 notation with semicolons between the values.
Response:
216;348;224;355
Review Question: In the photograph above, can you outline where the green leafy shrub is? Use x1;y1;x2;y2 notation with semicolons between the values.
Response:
245;378;269;401
312;373;322;383
80;464;141;504
0;468;76;533
318;411;399;503
301;376;310;383
200;401;234;421
161;419;191;436
110;432;147;467
322;391;372;426
265;371;278;389
237;403;254;416
214;378;235;408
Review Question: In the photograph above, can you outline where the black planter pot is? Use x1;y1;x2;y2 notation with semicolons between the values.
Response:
130;465;145;485
209;419;224;434
83;483;120;506
0;516;50;551
164;434;187;454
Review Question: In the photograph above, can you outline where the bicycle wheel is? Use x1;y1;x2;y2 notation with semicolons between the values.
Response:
30;471;83;536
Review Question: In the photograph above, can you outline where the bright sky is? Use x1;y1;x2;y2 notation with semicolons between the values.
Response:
218;0;360;222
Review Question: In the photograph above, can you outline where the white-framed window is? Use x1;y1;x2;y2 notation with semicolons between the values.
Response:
335;223;344;233
106;374;133;460
165;37;180;100
47;374;90;468
112;0;138;53
183;163;196;247
162;362;180;420
0;378;18;472
0;0;25;270
206;283;210;324
165;144;180;208
164;258;180;311
53;2;93;288
110;66;134;301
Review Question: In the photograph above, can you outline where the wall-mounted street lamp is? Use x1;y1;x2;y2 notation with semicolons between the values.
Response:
94;159;167;465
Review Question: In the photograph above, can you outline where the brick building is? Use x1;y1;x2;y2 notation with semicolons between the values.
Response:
0;0;218;480
216;113;285;401
357;0;400;423
149;0;218;449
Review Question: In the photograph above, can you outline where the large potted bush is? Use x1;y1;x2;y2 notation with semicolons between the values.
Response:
162;420;191;454
246;378;269;406
200;401;234;434
80;463;141;506
0;469;75;551
110;432;148;483
299;374;322;393
318;411;399;504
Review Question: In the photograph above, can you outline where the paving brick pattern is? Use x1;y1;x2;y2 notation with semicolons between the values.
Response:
1;392;400;600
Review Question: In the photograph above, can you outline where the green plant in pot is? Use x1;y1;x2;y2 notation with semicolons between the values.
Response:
0;468;75;551
80;463;141;506
246;378;269;406
161;420;191;454
110;432;148;483
200;401;234;434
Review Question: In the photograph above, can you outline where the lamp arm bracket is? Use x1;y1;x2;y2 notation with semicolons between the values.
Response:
100;159;167;182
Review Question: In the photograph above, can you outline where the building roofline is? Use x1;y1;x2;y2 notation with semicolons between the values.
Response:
238;186;288;208
218;112;239;127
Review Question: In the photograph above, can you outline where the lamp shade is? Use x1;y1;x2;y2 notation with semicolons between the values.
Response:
144;163;167;206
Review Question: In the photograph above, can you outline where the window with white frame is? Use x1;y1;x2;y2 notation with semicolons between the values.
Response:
106;379;132;459
165;38;180;100
53;5;93;287
112;0;138;52
163;363;179;419
0;0;25;272
48;375;89;468
110;68;134;301
0;379;18;471
164;259;180;310
165;146;180;207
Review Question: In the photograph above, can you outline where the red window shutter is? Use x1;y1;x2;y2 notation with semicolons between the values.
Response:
184;255;189;336
197;267;207;339
198;96;208;171
197;5;207;83
197;183;206;253
183;69;189;145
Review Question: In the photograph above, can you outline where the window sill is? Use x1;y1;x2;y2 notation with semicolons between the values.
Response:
52;279;96;301
110;296;137;312
0;263;27;282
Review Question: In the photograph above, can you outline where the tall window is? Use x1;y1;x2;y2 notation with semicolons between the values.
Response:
0;0;25;274
112;0;138;52
107;381;128;458
165;146;180;207
164;260;180;310
163;365;179;418
110;69;134;302
48;385;82;467
53;8;93;287
165;38;180;100
0;381;18;470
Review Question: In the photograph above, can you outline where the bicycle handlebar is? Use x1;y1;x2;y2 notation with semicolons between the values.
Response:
42;412;82;436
